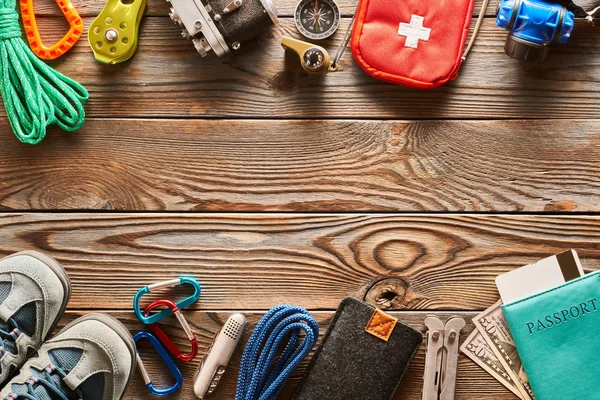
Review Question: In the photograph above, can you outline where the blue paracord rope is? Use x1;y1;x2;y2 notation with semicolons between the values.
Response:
236;305;319;400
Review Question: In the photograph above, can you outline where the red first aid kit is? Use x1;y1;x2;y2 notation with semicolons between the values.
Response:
350;0;487;89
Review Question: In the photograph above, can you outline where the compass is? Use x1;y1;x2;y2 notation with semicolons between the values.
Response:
303;47;327;71
294;0;341;40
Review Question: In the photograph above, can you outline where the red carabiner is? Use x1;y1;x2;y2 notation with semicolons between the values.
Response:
144;299;198;362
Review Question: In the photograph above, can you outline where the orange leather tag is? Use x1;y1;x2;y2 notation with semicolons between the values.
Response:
365;309;398;341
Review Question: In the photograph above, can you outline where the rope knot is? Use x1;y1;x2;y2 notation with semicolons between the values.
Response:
0;8;21;40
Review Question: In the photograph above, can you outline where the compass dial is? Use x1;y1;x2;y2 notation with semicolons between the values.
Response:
294;0;340;40
303;48;326;71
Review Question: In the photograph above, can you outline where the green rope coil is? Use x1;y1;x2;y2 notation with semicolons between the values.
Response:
0;0;88;144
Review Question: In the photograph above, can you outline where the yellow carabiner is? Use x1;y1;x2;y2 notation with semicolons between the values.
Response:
88;0;146;65
20;0;84;60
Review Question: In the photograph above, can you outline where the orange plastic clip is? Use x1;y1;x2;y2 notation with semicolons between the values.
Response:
19;0;84;60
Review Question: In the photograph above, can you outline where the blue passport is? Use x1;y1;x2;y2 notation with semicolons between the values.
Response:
502;270;600;400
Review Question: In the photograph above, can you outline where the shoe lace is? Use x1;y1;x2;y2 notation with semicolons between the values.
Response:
3;365;83;400
0;318;22;357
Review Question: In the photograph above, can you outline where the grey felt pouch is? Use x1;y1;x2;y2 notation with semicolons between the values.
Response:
292;297;423;400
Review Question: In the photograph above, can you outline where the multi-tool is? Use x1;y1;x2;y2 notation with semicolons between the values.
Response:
194;313;247;399
422;316;466;400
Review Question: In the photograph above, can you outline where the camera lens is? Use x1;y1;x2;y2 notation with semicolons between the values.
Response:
505;34;550;63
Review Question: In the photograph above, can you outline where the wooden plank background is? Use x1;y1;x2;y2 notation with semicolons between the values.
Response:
2;18;596;120
1;0;600;398
2;119;600;212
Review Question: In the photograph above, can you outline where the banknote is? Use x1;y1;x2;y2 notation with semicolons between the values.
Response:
473;300;534;400
460;328;523;399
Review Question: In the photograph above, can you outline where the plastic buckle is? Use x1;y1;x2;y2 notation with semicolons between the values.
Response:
134;277;201;325
144;299;199;362
134;331;183;396
19;0;84;60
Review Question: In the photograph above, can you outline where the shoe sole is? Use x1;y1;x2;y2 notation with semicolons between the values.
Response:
57;313;137;399
2;251;72;340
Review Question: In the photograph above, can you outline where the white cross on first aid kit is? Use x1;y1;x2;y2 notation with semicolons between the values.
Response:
398;15;431;49
350;0;485;89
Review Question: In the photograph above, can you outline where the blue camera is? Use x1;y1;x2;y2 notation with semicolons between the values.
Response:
497;0;575;62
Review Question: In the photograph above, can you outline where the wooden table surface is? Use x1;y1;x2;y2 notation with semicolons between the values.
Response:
2;0;600;398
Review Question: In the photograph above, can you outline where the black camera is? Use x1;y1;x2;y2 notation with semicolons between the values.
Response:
167;0;278;57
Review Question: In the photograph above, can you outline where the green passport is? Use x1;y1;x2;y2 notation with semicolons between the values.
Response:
502;270;600;400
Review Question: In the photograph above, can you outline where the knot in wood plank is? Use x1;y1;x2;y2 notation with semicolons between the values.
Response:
364;278;407;310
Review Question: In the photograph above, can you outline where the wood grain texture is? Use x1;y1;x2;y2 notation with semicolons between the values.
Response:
4;2;595;400
57;310;516;400
1;213;600;311
2;119;600;212
31;0;600;17
10;17;600;120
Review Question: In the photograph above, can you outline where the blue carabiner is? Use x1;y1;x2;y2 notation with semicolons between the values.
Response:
134;331;183;396
134;277;201;325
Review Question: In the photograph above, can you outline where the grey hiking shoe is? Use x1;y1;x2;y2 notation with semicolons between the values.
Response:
0;251;71;385
0;313;136;400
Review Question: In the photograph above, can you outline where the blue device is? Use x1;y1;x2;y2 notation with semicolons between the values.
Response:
497;0;575;62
